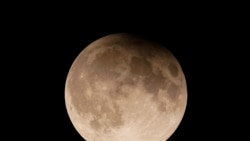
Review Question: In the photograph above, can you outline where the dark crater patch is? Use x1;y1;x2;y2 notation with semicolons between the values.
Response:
144;72;168;95
129;57;152;76
168;63;178;77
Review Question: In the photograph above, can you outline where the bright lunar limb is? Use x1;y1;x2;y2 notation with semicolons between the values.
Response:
65;33;187;141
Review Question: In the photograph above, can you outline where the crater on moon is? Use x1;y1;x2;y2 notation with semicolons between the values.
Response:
65;33;187;141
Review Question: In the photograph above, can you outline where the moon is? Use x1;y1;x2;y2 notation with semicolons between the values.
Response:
65;33;187;141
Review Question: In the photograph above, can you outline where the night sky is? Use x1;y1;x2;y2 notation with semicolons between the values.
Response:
4;6;243;140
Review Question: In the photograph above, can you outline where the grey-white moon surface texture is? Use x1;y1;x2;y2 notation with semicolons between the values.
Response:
65;33;187;141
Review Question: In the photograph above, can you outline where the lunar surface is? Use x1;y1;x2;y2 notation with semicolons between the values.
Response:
65;33;187;141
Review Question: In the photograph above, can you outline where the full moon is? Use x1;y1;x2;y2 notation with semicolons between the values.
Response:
65;33;187;141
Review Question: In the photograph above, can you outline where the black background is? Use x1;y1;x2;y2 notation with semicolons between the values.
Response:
3;4;245;140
